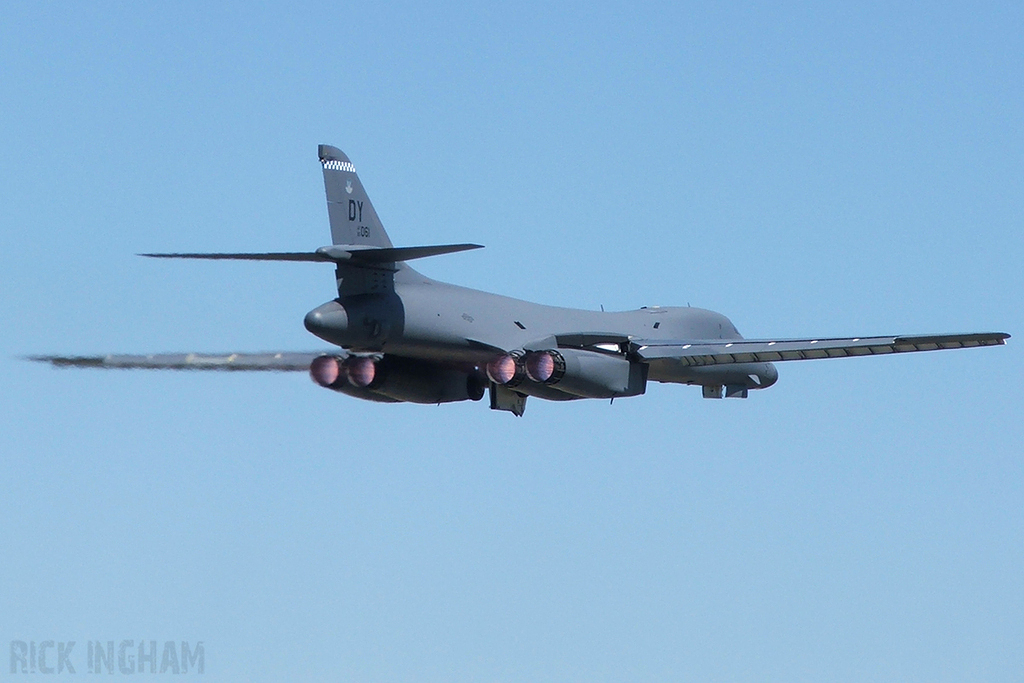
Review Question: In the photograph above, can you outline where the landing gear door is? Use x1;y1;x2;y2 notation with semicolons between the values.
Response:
489;384;528;417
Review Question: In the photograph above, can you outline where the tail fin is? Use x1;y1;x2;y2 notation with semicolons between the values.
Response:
318;144;393;248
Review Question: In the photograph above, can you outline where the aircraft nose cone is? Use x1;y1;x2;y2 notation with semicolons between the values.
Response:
304;301;348;344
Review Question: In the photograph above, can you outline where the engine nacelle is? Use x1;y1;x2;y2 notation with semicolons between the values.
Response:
309;355;398;403
521;349;647;399
310;354;380;389
310;354;485;404
370;356;486;404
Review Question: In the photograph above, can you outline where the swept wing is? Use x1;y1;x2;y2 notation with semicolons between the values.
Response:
631;332;1009;366
29;351;326;371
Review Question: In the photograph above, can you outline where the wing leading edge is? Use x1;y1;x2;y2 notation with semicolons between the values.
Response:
631;332;1009;366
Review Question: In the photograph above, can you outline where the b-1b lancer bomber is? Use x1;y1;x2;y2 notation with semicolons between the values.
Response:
33;145;1009;416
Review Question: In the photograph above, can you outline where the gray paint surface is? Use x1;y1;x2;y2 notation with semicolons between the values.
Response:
32;146;1010;415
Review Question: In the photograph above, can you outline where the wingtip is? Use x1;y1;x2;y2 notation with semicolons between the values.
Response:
23;354;105;368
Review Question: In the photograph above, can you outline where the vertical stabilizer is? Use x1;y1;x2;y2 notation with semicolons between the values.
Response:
318;145;393;248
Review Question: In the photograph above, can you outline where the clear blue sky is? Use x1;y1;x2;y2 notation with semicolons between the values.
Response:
2;3;1022;681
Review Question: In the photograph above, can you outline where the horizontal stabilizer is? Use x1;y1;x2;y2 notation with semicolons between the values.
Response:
140;243;483;264
331;243;483;262
632;332;1009;365
28;351;329;371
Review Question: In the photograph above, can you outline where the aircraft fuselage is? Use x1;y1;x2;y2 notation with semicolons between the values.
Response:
303;265;780;395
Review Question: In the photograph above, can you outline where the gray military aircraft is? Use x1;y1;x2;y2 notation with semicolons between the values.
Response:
32;145;1009;415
